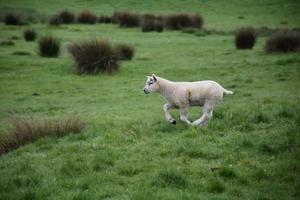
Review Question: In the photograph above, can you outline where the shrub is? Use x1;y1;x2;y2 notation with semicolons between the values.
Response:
235;27;257;49
38;36;60;57
141;14;164;32
98;15;112;23
5;13;22;25
112;11;121;24
0;117;85;155
23;29;37;41
192;14;204;29
155;21;164;32
114;11;140;27
165;13;203;30
141;14;156;32
48;15;62;25
265;29;300;53
115;43;135;60
58;10;75;24
77;10;97;24
68;39;119;74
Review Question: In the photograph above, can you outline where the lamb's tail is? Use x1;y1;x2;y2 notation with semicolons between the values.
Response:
223;88;234;95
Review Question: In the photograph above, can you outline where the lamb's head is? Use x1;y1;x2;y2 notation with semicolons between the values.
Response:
143;74;159;94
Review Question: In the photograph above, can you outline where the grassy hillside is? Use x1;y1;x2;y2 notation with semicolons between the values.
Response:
0;0;300;200
1;0;300;29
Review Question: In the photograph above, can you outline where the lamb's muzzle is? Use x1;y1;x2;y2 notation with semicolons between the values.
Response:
144;74;233;126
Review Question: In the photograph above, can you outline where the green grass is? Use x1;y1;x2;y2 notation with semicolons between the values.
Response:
0;0;300;199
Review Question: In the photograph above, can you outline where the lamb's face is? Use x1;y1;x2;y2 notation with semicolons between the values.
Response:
143;75;158;94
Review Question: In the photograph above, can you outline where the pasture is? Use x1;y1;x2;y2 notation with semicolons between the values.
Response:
0;0;299;199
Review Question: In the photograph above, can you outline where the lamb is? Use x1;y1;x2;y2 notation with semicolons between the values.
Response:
143;74;233;126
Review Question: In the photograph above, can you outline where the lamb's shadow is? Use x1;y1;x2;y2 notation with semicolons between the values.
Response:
152;120;190;134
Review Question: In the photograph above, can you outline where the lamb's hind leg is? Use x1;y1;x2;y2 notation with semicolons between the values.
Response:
163;103;176;125
180;107;191;125
192;100;215;126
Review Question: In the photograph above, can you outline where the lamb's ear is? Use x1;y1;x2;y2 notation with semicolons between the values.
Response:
152;74;157;82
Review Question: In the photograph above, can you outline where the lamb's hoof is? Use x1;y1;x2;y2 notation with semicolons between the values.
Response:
171;120;176;125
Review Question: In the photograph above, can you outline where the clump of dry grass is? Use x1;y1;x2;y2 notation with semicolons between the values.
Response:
4;13;23;25
58;10;75;24
38;36;60;57
23;29;37;41
77;10;98;24
113;11;140;27
68;39;119;74
0;117;86;155
265;29;300;53
165;13;203;30
98;15;113;23
235;27;257;49
141;14;164;32
115;43;135;60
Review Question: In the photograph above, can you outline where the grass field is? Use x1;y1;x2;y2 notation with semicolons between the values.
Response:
0;0;300;199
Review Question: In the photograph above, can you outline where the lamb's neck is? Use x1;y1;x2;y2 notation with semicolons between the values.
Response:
157;78;175;96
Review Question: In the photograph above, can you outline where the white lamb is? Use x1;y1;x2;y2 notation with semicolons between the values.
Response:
143;74;233;126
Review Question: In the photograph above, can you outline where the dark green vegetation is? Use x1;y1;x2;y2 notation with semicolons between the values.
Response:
265;29;300;53
57;10;75;24
76;10;98;24
235;27;257;49
38;36;60;57
0;0;300;199
4;13;22;25
165;13;203;30
114;11;140;27
23;28;37;41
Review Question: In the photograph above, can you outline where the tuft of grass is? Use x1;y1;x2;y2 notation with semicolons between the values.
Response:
48;14;62;26
68;39;119;74
98;15;112;23
77;10;98;24
153;169;188;188
235;27;257;49
4;13;22;25
141;14;164;32
23;29;37;41
114;11;140;27
0;117;85;155
58;10;75;24
38;36;60;57
265;29;300;53
207;179;225;193
165;13;203;30
115;43;135;60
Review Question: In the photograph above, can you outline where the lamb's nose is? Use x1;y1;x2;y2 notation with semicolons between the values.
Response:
143;88;148;94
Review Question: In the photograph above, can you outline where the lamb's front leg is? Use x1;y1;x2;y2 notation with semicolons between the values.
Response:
180;107;192;125
163;103;176;125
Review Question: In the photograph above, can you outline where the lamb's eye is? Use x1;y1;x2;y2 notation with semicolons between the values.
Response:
148;82;153;85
